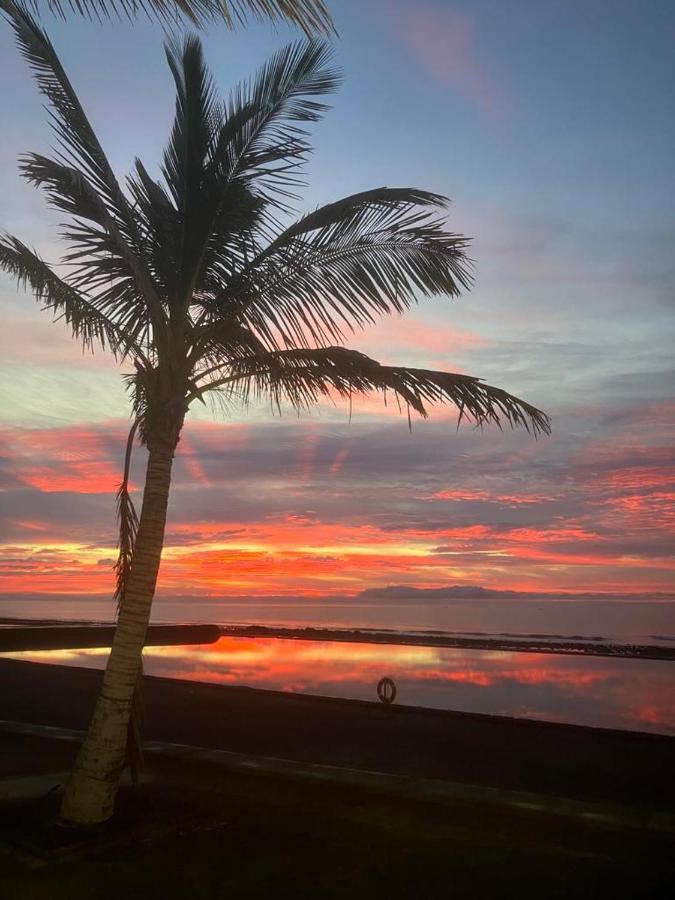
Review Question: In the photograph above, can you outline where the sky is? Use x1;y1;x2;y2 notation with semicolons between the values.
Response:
1;0;674;608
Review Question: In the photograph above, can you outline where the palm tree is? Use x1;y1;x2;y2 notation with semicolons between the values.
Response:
0;5;550;826
17;0;333;34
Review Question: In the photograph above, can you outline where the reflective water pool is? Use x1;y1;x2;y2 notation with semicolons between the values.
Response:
8;636;675;735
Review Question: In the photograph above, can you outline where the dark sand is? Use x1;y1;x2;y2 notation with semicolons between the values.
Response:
1;658;673;810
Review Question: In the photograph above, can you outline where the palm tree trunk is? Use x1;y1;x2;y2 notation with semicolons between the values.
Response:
59;439;176;826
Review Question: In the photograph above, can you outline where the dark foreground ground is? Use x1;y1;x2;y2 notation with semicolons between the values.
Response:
0;731;673;900
1;658;674;898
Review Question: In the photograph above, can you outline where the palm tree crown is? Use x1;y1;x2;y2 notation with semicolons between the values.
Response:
1;4;549;826
1;7;549;460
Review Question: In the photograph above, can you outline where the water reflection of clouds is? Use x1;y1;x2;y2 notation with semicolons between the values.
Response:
8;638;674;735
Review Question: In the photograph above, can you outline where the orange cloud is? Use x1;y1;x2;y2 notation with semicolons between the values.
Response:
19;462;120;494
4;424;126;494
429;488;557;505
2;413;674;599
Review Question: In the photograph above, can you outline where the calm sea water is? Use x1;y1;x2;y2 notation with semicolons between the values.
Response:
4;596;675;642
6;637;675;737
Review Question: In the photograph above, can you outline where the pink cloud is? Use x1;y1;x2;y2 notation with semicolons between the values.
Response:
297;426;320;481
329;448;350;475
179;435;211;488
2;424;127;494
352;316;492;366
428;488;558;506
386;1;511;120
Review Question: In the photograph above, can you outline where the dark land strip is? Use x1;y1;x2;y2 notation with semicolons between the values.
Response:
218;623;675;660
0;623;220;652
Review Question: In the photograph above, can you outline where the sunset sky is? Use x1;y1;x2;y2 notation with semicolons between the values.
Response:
1;0;674;605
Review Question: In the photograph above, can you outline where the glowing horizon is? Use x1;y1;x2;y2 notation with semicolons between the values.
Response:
1;413;673;600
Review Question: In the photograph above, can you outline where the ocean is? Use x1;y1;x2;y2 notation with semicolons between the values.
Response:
3;595;674;645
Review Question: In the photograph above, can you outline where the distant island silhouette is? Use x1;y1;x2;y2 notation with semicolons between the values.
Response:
356;585;675;602
2;585;674;611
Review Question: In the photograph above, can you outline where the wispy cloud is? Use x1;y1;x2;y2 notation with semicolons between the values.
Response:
385;0;511;120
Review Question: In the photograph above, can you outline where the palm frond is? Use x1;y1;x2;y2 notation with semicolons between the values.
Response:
216;40;340;203
18;154;158;330
4;2;139;236
161;38;269;306
20;152;111;222
21;0;334;34
190;321;269;379
19;154;157;316
208;188;472;350
216;0;333;34
149;38;340;312
125;159;179;296
191;347;551;436
113;419;139;609
4;3;170;349
163;35;221;278
0;233;149;361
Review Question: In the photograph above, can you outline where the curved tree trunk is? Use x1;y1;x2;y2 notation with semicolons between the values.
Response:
59;439;176;825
